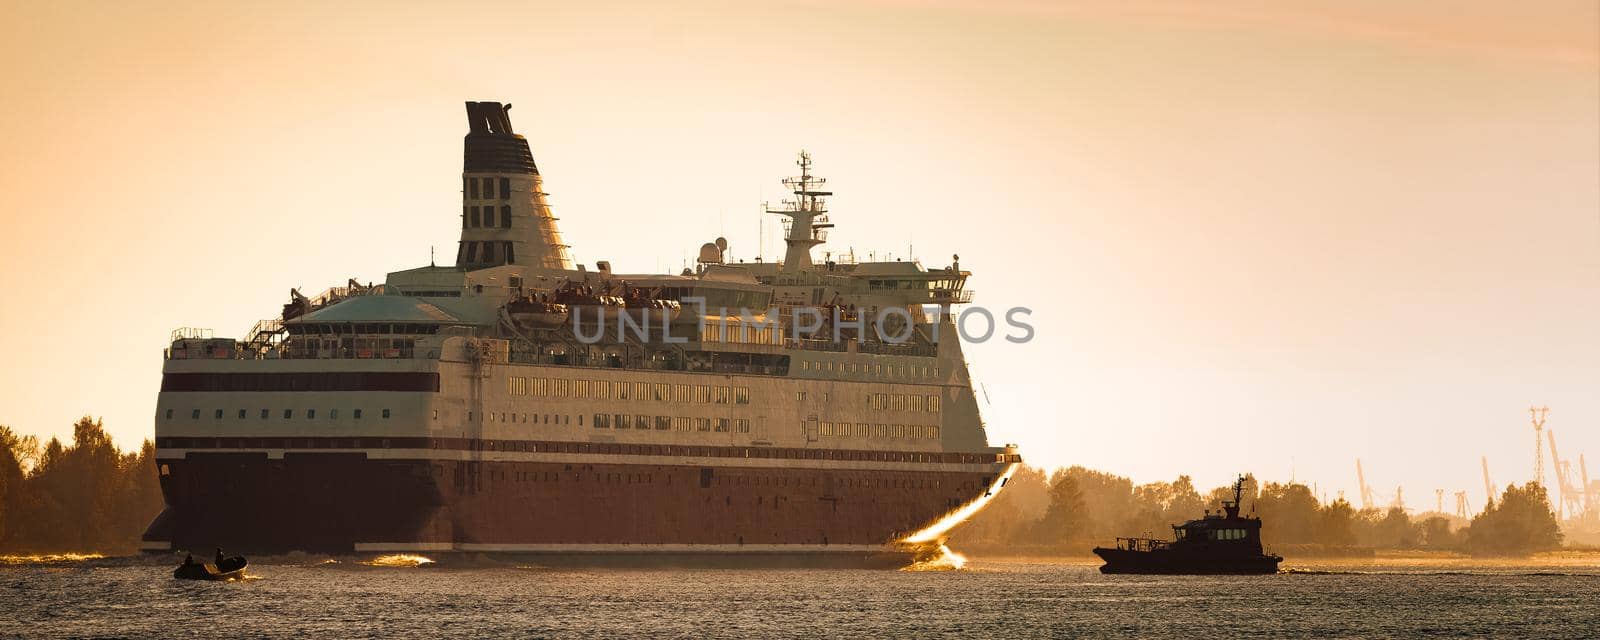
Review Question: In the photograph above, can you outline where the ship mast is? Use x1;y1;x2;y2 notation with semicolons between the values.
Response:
765;150;833;272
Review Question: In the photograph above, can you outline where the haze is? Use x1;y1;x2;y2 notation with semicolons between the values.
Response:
0;0;1595;509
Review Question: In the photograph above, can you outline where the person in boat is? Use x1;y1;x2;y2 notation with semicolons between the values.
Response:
183;553;194;566
215;547;225;566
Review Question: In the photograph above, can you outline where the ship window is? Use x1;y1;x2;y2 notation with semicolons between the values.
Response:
482;242;495;263
637;415;649;429
578;414;584;426
382;409;391;419
354;409;363;419
307;409;316;419
237;409;246;419
501;206;511;228
466;242;479;263
484;178;495;199
190;409;200;419
716;418;730;433
470;207;481;228
615;414;629;429
655;416;671;430
735;418;750;433
432;409;438;421
214;409;223;419
483;207;495;227
260;409;269;419
284;409;293;419
504;241;514;264
499;177;510;198
165;409;174;420
796;391;807;401
695;418;711;432
330;409;338;420
470;178;479;199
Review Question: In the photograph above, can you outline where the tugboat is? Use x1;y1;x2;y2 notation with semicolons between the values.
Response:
1093;476;1282;574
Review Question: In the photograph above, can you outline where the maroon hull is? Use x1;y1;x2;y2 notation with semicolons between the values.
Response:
146;450;1002;557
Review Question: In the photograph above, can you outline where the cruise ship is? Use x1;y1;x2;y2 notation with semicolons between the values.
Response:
142;101;1020;565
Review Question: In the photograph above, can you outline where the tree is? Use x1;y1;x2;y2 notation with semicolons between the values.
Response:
0;418;164;554
1418;516;1459;549
1035;469;1088;544
1255;482;1321;545
1371;506;1421;549
1466;482;1563;556
1316;498;1358;546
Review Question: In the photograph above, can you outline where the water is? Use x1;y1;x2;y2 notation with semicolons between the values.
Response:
3;555;1597;638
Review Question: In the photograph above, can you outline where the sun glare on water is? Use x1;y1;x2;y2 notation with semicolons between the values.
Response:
903;544;968;571
363;554;435;567
896;463;1018;570
0;553;106;565
902;463;1018;545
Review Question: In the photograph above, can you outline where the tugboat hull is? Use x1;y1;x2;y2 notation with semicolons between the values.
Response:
1093;548;1281;575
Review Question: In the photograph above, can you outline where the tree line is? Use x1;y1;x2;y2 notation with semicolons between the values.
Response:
0;419;1568;558
953;466;1565;557
0;418;163;554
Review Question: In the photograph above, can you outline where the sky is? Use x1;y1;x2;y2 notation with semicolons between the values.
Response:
0;0;1596;511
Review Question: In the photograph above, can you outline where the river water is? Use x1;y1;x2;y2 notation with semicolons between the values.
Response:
2;554;1596;638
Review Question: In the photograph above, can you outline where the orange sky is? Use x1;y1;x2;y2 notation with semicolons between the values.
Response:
1;0;1596;508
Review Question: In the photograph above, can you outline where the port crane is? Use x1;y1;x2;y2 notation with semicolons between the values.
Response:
1355;459;1376;510
1547;429;1585;520
1529;406;1548;487
1482;456;1496;507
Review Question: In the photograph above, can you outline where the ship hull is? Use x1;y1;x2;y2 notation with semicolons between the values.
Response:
144;443;1002;566
1092;548;1282;575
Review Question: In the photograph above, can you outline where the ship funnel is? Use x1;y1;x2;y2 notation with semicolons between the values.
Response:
455;101;573;271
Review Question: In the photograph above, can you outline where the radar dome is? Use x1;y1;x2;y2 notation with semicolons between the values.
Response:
697;242;723;264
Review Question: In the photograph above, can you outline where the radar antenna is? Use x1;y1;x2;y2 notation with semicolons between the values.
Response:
764;150;834;272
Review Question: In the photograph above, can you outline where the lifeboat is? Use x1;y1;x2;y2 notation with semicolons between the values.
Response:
552;282;626;325
505;293;570;329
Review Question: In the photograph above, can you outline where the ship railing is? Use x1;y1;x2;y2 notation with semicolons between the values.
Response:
782;338;938;358
307;283;385;308
169;327;214;342
172;343;443;361
926;288;975;303
244;319;284;345
1115;537;1171;552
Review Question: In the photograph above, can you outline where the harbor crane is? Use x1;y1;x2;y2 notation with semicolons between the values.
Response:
1529;406;1548;487
1547;430;1584;520
1482;456;1496;507
1584;455;1597;521
1356;459;1376;510
1454;491;1470;519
